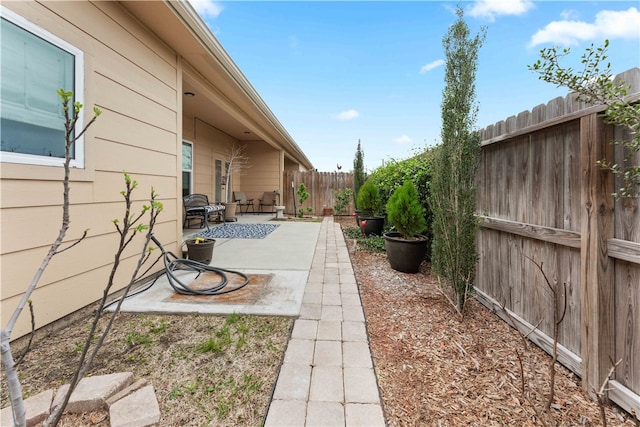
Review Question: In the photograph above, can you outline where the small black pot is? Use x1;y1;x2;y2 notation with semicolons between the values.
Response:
185;238;215;264
360;215;385;237
383;232;428;273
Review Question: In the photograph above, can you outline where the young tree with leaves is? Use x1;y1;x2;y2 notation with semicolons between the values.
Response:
529;39;640;199
429;7;486;314
353;139;365;208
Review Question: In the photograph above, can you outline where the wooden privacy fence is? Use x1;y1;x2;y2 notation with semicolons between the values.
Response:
282;171;354;216
475;67;639;416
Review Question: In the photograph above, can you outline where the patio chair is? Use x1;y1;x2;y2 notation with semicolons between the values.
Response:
183;194;225;229
233;191;255;214
258;191;278;213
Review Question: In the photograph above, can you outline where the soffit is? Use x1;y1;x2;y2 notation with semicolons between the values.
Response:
118;1;313;169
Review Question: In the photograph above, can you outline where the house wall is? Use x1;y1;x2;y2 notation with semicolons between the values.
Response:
242;143;281;202
184;116;238;202
1;1;181;339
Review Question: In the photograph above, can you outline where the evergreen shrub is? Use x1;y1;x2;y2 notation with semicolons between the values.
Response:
356;180;381;217
386;181;426;240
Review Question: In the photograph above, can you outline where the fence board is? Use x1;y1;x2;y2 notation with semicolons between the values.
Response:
476;67;639;415
614;260;640;395
283;171;354;216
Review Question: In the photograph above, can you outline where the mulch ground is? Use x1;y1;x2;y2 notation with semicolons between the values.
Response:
334;216;637;426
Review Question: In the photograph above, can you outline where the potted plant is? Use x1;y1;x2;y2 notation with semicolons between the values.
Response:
356;180;384;237
184;237;216;264
383;180;428;273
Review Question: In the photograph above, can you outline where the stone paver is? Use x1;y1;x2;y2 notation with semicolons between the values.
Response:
264;400;307;426
344;367;381;403
0;373;159;427
314;340;343;366
306;401;345;426
317;320;342;341
53;372;134;414
292;319;318;340
265;218;385;426
272;364;312;400
345;403;386;426
109;385;160;427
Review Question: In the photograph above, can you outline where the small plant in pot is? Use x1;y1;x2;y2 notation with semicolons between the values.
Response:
356;180;385;237
384;180;428;273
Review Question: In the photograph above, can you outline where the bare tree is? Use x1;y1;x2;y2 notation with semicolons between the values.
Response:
224;142;251;202
1;90;100;426
1;90;164;427
46;175;162;426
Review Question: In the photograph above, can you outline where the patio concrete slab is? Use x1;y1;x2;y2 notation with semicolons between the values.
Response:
112;214;320;317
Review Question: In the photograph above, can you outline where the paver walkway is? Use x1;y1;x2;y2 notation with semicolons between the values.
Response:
265;217;386;426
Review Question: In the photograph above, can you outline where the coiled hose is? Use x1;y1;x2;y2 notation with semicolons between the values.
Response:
150;234;249;296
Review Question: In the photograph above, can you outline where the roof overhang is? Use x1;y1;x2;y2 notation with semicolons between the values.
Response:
119;0;313;170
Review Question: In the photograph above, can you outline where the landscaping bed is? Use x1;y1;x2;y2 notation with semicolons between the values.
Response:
335;215;636;426
2;216;637;426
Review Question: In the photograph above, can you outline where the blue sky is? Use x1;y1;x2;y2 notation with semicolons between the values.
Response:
189;0;640;173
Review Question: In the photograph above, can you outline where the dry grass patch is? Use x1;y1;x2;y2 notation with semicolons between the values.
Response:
2;312;292;426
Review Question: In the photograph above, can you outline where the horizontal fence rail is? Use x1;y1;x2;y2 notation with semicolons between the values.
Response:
476;67;640;417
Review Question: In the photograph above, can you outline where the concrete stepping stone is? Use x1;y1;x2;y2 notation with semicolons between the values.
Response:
109;385;160;427
52;372;134;414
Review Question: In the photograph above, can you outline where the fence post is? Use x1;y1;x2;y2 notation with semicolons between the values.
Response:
579;113;615;397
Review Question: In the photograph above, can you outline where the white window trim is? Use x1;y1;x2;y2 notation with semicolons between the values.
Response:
0;6;85;168
182;140;194;195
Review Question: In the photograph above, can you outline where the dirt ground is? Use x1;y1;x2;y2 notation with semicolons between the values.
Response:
2;217;638;426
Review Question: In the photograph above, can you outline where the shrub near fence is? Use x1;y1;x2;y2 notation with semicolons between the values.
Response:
283;171;354;216
475;67;640;417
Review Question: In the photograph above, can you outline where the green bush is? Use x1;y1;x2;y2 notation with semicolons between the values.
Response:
356;180;381;216
367;149;434;256
386;181;426;240
333;188;353;215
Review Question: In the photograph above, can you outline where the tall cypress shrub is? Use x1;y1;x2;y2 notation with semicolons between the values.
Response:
353;139;365;208
430;7;485;314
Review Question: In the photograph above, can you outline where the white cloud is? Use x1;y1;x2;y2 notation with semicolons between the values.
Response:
467;0;534;22
394;135;412;145
335;109;359;120
560;9;580;21
189;0;223;19
420;59;445;74
529;7;640;47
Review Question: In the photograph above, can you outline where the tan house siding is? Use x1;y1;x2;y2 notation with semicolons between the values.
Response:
1;1;180;338
190;117;238;201
241;144;281;201
2;0;314;341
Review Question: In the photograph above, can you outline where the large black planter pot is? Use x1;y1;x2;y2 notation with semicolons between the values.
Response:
360;215;385;237
383;232;428;273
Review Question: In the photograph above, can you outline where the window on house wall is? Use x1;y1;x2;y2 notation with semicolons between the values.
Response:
182;141;193;197
0;7;85;167
214;159;222;202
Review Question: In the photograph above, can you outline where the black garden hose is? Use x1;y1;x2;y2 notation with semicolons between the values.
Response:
150;234;249;296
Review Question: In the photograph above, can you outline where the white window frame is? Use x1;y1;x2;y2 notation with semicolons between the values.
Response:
182;141;194;196
0;6;85;168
